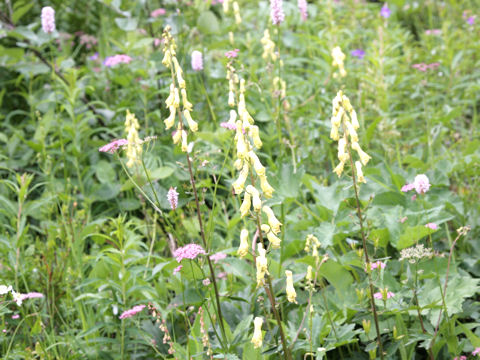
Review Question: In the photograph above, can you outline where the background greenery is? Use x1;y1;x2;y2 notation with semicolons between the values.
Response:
0;0;479;359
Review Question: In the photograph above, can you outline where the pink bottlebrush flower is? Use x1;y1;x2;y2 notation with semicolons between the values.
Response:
270;0;285;25
210;252;227;263
425;29;441;35
167;187;179;210
225;49;240;58
11;314;20;319
119;304;146;319
191;50;203;71
371;261;386;270
99;139;128;154
412;63;428;72
473;348;480;356
103;54;132;67
425;223;438;230
173;265;182;275
428;62;440;70
41;7;56;34
218;272;227;279
374;291;394;299
399;216;407;223
401;183;415;192
220;122;237;130
414;174;430;194
151;8;166;18
202;278;211;286
173;244;206;263
297;0;308;21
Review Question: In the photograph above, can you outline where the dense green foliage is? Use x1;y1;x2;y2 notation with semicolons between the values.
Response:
0;0;479;359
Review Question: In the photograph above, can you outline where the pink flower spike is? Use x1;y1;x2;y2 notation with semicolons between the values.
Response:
298;0;308;21
167;187;179;210
151;8;166;17
270;0;285;25
173;244;206;263
173;265;182;275
473;348;480;356
425;223;438;230
99;139;128;154
414;174;431;194
103;54;132;67
210;252;227;263
41;7;56;34
191;50;203;71
119;304;146;319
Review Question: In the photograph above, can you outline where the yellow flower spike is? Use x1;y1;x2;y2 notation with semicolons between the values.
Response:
223;0;230;13
256;243;269;287
229;31;234;45
306;265;313;283
248;151;266;176
240;192;251;218
233;1;242;24
164;106;176;129
262;205;282;234
330;125;340;141
345;120;359;143
232;163;249;194
237;229;249;257
351;142;371;166
355;161;366;183
333;161;345;177
181;89;193;111
250;125;263;149
285;270;297;303
183;109;198;132
125;110;142;168
172;124;182;144
266;229;281;249
228;91;235;107
165;84;175;107
246;185;261;212
251;317;263;349
331;46;347;78
181;130;188;152
259;174;274;198
260;29;277;62
162;49;171;68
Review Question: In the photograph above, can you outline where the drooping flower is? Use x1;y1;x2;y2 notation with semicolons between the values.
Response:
167;187;179;210
191;50;203;71
262;206;282;234
285;270;297;303
173;244;206;262
151;8;166;17
425;223;438;230
119;304;146;319
237;229;249;257
298;0;308;21
380;3;391;18
256;243;269;287
413;174;430;194
270;0;285;25
103;54;132;67
351;49;365;59
41;7;56;34
251;317;264;348
99;139;128;154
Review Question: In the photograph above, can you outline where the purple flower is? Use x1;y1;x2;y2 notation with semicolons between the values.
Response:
380;3;391;18
210;252;227;263
467;16;475;25
103;54;132;67
173;244;206;262
297;0;308;21
167;187;179;210
414;174;430;194
41;7;56;34
191;50;203;71
425;223;438;230
473;348;480;356
119;304;146;319
89;52;99;61
270;0;285;25
99;139;128;154
351;49;365;59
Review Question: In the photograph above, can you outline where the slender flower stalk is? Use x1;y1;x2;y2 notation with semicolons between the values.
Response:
329;91;384;360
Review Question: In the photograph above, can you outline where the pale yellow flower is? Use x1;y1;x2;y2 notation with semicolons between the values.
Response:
259;175;274;198
355;161;366;183
256;243;269;287
262;206;282;234
237;229;249;257
246;185;261;212
285;270;297;303
251;317;263;349
240;192;251;218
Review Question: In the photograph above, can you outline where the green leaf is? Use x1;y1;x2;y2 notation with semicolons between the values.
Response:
13;1;34;23
151;166;174;180
318;259;353;293
93;183;121;201
115;17;138;31
396;225;432;249
95;160;116;184
197;11;220;34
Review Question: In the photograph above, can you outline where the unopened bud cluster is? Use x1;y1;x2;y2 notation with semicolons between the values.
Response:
162;26;198;152
330;90;371;183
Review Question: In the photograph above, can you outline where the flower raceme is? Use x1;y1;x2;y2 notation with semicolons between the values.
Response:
330;91;371;183
41;7;55;34
331;46;347;78
124;110;142;168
